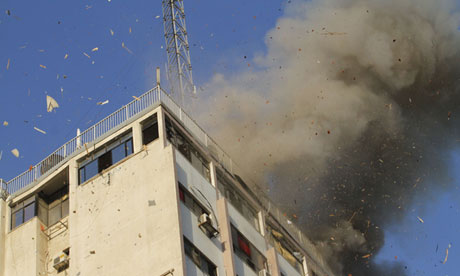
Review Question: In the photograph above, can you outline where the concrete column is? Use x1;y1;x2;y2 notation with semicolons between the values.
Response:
266;247;281;276
216;198;236;276
0;197;6;276
157;107;167;148
132;121;143;153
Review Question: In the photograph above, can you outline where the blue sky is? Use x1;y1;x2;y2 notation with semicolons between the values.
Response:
0;0;459;275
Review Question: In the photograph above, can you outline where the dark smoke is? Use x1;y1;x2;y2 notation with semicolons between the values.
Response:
194;0;460;275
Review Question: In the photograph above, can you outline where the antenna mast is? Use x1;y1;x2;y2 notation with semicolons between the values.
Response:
162;0;195;107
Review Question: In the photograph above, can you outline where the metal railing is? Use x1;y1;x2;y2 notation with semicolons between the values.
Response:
5;84;333;275
6;86;161;195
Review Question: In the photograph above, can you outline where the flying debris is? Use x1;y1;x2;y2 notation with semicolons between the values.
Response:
110;29;114;36
33;127;46;134
417;216;424;223
46;95;59;112
6;58;10;70
83;52;91;59
132;96;140;101
64;53;69;59
121;42;133;54
3;121;8;126
97;100;109;105
11;148;19;158
39;64;46;69
92;47;99;52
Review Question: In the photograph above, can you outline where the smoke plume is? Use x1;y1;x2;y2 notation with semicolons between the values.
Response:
195;0;460;275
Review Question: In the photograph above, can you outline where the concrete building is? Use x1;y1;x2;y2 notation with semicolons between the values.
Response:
0;86;335;276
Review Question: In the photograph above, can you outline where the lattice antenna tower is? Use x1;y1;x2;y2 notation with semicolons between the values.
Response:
162;0;195;107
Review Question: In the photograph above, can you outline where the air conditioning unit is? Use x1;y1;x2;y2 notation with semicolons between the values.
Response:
53;252;69;271
259;269;271;276
198;213;219;237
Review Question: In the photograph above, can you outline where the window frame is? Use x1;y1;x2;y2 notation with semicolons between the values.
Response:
78;132;133;184
11;196;37;230
183;236;218;276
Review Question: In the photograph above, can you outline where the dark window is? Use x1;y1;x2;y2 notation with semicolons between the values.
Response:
217;171;260;231
231;224;267;272
179;183;209;218
142;114;159;145
98;151;112;172
39;186;69;226
165;116;211;182
183;237;217;276
78;135;133;184
11;197;36;229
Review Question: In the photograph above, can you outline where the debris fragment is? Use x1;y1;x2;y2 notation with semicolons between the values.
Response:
132;96;140;101
97;100;109;105
3;121;8;126
92;47;99;52
121;42;133;54
64;53;68;59
129;27;132;34
83;52;91;59
34;127;46;134
39;64;47;69
417;216;424;223
11;148;19;158
155;15;160;19
362;254;371;259
46;95;59;112
6;58;10;70
443;248;448;264
447;111;452;120
90;250;96;254
110;29;114;36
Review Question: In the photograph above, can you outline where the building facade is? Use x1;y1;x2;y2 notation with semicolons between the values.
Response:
0;86;335;276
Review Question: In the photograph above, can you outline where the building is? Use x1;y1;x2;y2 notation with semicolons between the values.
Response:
0;86;335;276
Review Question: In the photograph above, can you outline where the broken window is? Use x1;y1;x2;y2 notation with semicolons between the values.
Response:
266;221;304;273
78;132;133;184
217;171;260;231
183;236;217;276
142;114;159;145
179;183;209;218
11;196;36;229
231;224;267;273
165;115;211;182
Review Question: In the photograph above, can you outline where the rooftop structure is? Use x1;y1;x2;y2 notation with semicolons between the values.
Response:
0;86;335;276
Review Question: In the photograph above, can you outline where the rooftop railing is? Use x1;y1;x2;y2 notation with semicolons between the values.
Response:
4;85;334;276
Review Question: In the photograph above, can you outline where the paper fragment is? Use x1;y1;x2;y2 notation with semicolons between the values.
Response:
34;127;46;134
443;248;448;264
97;100;109;105
64;53;68;59
129;27;132;33
6;58;10;70
362;254;371;259
122;42;133;54
110;29;114;36
132;96;140;101
92;47;99;52
3;121;8;126
417;216;424;223
11;148;19;158
83;52;91;59
46;95;59;112
40;64;47;69
155;15;160;19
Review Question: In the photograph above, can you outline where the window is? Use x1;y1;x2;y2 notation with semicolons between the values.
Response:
179;183;209;218
78;133;133;184
184;237;217;276
217;171;260;231
231;224;267;272
142;114;159;145
165;116;211;182
11;196;36;229
266;222;304;273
